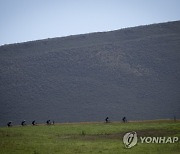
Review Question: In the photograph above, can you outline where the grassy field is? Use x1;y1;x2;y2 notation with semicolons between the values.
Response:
0;120;179;154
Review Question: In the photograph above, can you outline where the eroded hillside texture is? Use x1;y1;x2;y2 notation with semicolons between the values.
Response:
0;21;180;125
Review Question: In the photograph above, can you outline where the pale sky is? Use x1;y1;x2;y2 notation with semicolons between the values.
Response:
0;0;180;45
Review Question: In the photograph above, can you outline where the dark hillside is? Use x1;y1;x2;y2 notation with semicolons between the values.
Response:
0;21;180;126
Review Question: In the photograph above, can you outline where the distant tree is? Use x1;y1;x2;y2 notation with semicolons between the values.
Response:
174;116;176;122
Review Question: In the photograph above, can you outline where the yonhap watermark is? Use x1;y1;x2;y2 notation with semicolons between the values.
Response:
123;131;138;148
140;136;179;144
123;131;179;148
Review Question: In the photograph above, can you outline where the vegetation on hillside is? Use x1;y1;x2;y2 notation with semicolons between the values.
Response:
0;21;180;125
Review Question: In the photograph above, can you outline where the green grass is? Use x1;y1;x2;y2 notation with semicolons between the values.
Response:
0;120;179;154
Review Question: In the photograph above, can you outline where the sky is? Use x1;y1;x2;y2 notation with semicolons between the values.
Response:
0;0;180;45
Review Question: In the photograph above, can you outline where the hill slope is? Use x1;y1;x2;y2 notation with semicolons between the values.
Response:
0;21;180;125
